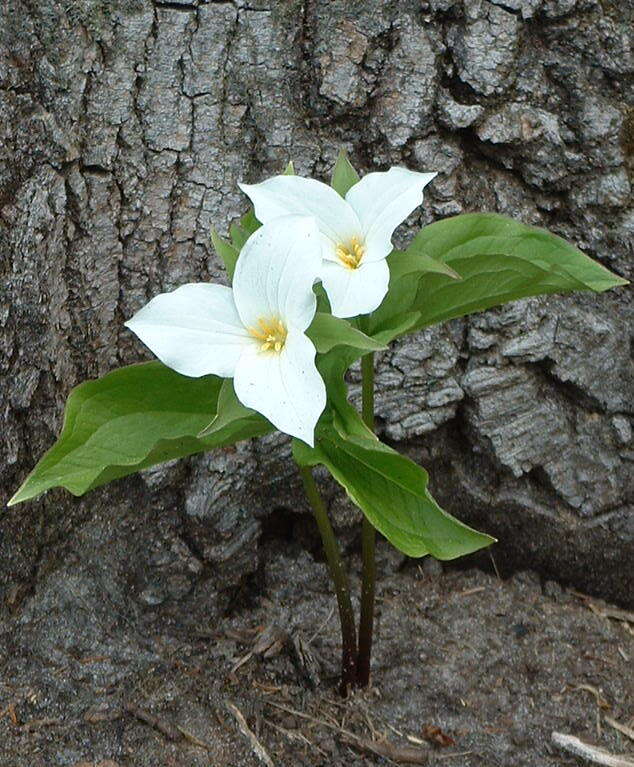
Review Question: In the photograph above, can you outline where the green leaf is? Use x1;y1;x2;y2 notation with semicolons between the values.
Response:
389;248;461;282
416;212;627;289
283;160;295;175
370;249;462;344
198;378;260;438
300;354;495;559
210;227;239;279
9;362;273;506
293;424;494;560
230;207;261;252
229;222;249;251
307;312;385;355
239;206;260;237
371;213;628;341
313;282;332;314
314;352;371;438
331;148;360;197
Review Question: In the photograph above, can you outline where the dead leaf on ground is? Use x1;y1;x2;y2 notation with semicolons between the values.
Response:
422;724;456;747
72;762;121;767
252;624;288;658
0;703;18;726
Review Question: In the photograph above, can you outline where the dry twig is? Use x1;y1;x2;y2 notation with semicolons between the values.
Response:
455;586;486;598
175;724;213;750
307;606;335;645
71;761;121;767
574;684;611;710
124;702;181;741
19;717;60;732
227;702;275;767
263;717;326;757
552;732;634;766
341;733;429;764
265;700;430;765
436;752;475;760
605;718;634;743
84;705;122;724
589;605;634;625
571;592;634;625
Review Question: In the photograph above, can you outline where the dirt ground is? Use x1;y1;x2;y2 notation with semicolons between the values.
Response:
1;536;633;767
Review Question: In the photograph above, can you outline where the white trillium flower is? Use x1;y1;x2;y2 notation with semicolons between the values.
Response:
239;167;437;318
125;216;327;445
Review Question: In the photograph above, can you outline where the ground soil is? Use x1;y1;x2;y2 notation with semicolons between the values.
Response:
1;538;632;767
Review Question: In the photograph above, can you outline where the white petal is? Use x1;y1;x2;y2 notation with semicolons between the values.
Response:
239;175;362;250
321;259;390;318
233;330;326;445
233;216;322;332
345;167;437;263
125;283;250;378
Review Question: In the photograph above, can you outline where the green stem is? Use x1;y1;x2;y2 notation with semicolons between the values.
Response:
357;350;376;688
299;465;357;696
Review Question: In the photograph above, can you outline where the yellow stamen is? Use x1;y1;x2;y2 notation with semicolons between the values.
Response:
336;237;365;269
249;316;288;353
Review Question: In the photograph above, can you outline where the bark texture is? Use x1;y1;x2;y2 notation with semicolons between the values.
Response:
1;0;632;619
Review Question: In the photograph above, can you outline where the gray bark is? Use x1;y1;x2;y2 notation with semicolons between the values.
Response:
1;0;632;616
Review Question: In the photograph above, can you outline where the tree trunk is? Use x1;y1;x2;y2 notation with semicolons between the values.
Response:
1;0;632;627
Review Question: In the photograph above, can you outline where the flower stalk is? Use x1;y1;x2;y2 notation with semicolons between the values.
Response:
299;465;357;696
357;348;376;688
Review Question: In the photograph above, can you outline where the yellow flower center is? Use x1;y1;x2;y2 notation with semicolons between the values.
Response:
336;237;365;270
249;316;288;353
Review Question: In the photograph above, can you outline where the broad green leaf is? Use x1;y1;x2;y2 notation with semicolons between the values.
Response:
293;424;494;559
9;362;272;506
370;249;462;344
415;214;627;292
283;160;295;175
210;227;239;279
370;213;628;341
315;352;371;439
331;148;360;197
239;206;260;237
197;378;261;438
301;354;495;559
388;248;461;282
230;207;261;251
312;282;332;315
229;221;250;251
307;312;385;355
369;273;421;344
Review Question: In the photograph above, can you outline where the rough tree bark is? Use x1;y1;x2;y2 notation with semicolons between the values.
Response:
1;0;632;649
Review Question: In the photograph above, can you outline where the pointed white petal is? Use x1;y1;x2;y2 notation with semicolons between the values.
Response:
125;283;250;378
321;258;390;318
233;330;326;445
239;175;362;251
345;167;437;263
233;216;321;332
